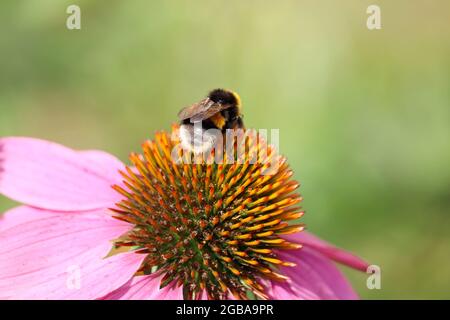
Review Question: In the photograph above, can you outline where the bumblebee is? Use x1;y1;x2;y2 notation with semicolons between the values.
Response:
178;89;244;153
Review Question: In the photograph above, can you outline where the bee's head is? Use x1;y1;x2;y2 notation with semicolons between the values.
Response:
208;89;241;108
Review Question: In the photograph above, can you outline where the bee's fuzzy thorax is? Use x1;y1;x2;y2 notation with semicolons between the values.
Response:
208;89;241;107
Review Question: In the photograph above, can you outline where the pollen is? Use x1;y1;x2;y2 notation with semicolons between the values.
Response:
112;125;304;300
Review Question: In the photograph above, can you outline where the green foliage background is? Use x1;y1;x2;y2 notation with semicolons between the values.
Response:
0;0;449;299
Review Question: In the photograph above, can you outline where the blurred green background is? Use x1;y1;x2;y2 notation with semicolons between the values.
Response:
0;0;449;299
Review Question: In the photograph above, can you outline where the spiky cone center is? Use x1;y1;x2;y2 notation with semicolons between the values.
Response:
112;125;304;300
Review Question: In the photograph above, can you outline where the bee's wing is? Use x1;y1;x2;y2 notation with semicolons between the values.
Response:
178;98;212;121
178;98;229;122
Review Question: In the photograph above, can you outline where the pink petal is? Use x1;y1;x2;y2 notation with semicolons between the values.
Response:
268;246;359;300
102;274;242;300
0;137;124;211
0;206;143;299
197;289;209;300
283;231;369;272
101;273;184;300
264;279;320;300
78;150;125;179
0;205;58;232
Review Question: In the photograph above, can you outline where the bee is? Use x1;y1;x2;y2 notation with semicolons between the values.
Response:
178;89;244;153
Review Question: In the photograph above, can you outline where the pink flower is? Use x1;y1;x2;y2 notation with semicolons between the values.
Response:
0;135;369;300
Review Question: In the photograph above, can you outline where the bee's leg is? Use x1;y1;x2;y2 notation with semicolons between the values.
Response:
236;116;244;129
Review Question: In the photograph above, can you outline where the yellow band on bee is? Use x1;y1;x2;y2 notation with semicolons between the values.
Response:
210;113;226;129
231;91;242;107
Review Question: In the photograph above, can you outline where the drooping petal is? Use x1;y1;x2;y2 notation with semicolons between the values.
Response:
268;246;359;300
283;231;369;271
0;206;143;300
101;273;184;300
0;137;124;211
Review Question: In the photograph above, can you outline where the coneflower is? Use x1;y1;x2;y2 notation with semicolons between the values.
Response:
0;127;368;300
112;126;303;299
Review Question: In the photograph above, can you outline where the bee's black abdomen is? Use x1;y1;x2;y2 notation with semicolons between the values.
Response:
222;106;244;130
236;116;244;129
224;106;239;121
